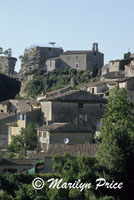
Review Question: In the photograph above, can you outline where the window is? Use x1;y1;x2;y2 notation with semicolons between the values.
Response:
43;132;47;137
75;63;79;69
9;128;12;136
16;128;18;135
18;114;22;120
78;103;83;108
91;88;94;94
85;114;87;122
18;114;26;120
100;104;102;108
79;114;88;122
24;115;26;121
39;131;42;137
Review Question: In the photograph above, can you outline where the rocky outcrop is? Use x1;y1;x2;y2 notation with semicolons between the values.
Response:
19;46;63;97
0;56;17;75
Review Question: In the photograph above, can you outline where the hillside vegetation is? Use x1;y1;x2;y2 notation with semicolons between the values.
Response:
0;73;20;101
26;68;97;97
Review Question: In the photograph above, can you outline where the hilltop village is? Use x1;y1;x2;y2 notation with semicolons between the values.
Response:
0;43;134;173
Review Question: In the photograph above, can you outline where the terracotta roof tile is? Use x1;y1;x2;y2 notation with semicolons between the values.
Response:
37;123;92;133
0;158;38;165
38;90;107;103
45;144;99;157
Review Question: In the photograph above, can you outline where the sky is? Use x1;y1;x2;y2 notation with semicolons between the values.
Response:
0;0;134;72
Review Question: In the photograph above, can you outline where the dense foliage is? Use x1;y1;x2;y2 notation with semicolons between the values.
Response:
26;68;94;97
97;88;134;199
0;73;20;101
0;157;114;200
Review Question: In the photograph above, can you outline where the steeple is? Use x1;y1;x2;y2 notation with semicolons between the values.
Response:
92;43;98;52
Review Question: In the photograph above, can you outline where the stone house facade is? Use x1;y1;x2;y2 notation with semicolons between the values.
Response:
81;81;110;98
46;43;104;72
38;90;107;128
0;113;17;147
7;108;41;144
125;60;134;77
36;123;93;152
101;58;133;77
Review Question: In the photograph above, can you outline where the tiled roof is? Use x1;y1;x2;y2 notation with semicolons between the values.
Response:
27;151;46;159
0;100;10;105
61;50;92;55
17;100;31;112
37;123;92;133
18;108;41;114
38;86;74;100
45;144;99;157
81;81;109;88
38;90;107;103
0;158;38;165
103;71;125;79
6;121;18;126
0;113;15;119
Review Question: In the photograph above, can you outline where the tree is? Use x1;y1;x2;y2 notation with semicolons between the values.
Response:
49;42;56;47
19;55;24;60
15;93;22;100
97;88;134;199
0;47;3;54
7;124;38;157
124;52;131;59
92;64;98;77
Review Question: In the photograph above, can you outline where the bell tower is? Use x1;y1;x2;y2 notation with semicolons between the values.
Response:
92;43;99;52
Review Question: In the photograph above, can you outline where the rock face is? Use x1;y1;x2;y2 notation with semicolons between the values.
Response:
0;56;17;75
19;46;63;97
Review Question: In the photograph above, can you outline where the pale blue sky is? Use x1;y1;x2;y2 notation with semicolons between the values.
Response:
0;0;134;71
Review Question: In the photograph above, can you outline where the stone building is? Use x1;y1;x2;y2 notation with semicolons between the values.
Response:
7;108;41;144
46;57;61;72
101;57;133;79
81;81;110;98
0;99;41;146
0;113;17;147
19;46;63;97
37;89;107;127
44;143;98;173
125;60;134;77
81;77;134;102
36;123;93;151
0;56;17;75
46;43;104;72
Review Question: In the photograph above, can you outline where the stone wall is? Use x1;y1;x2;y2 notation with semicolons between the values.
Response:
0;56;17;75
50;132;92;144
60;54;87;70
41;101;105;128
19;46;63;97
0;114;17;147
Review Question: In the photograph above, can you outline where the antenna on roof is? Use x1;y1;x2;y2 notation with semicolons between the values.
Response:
64;138;69;144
